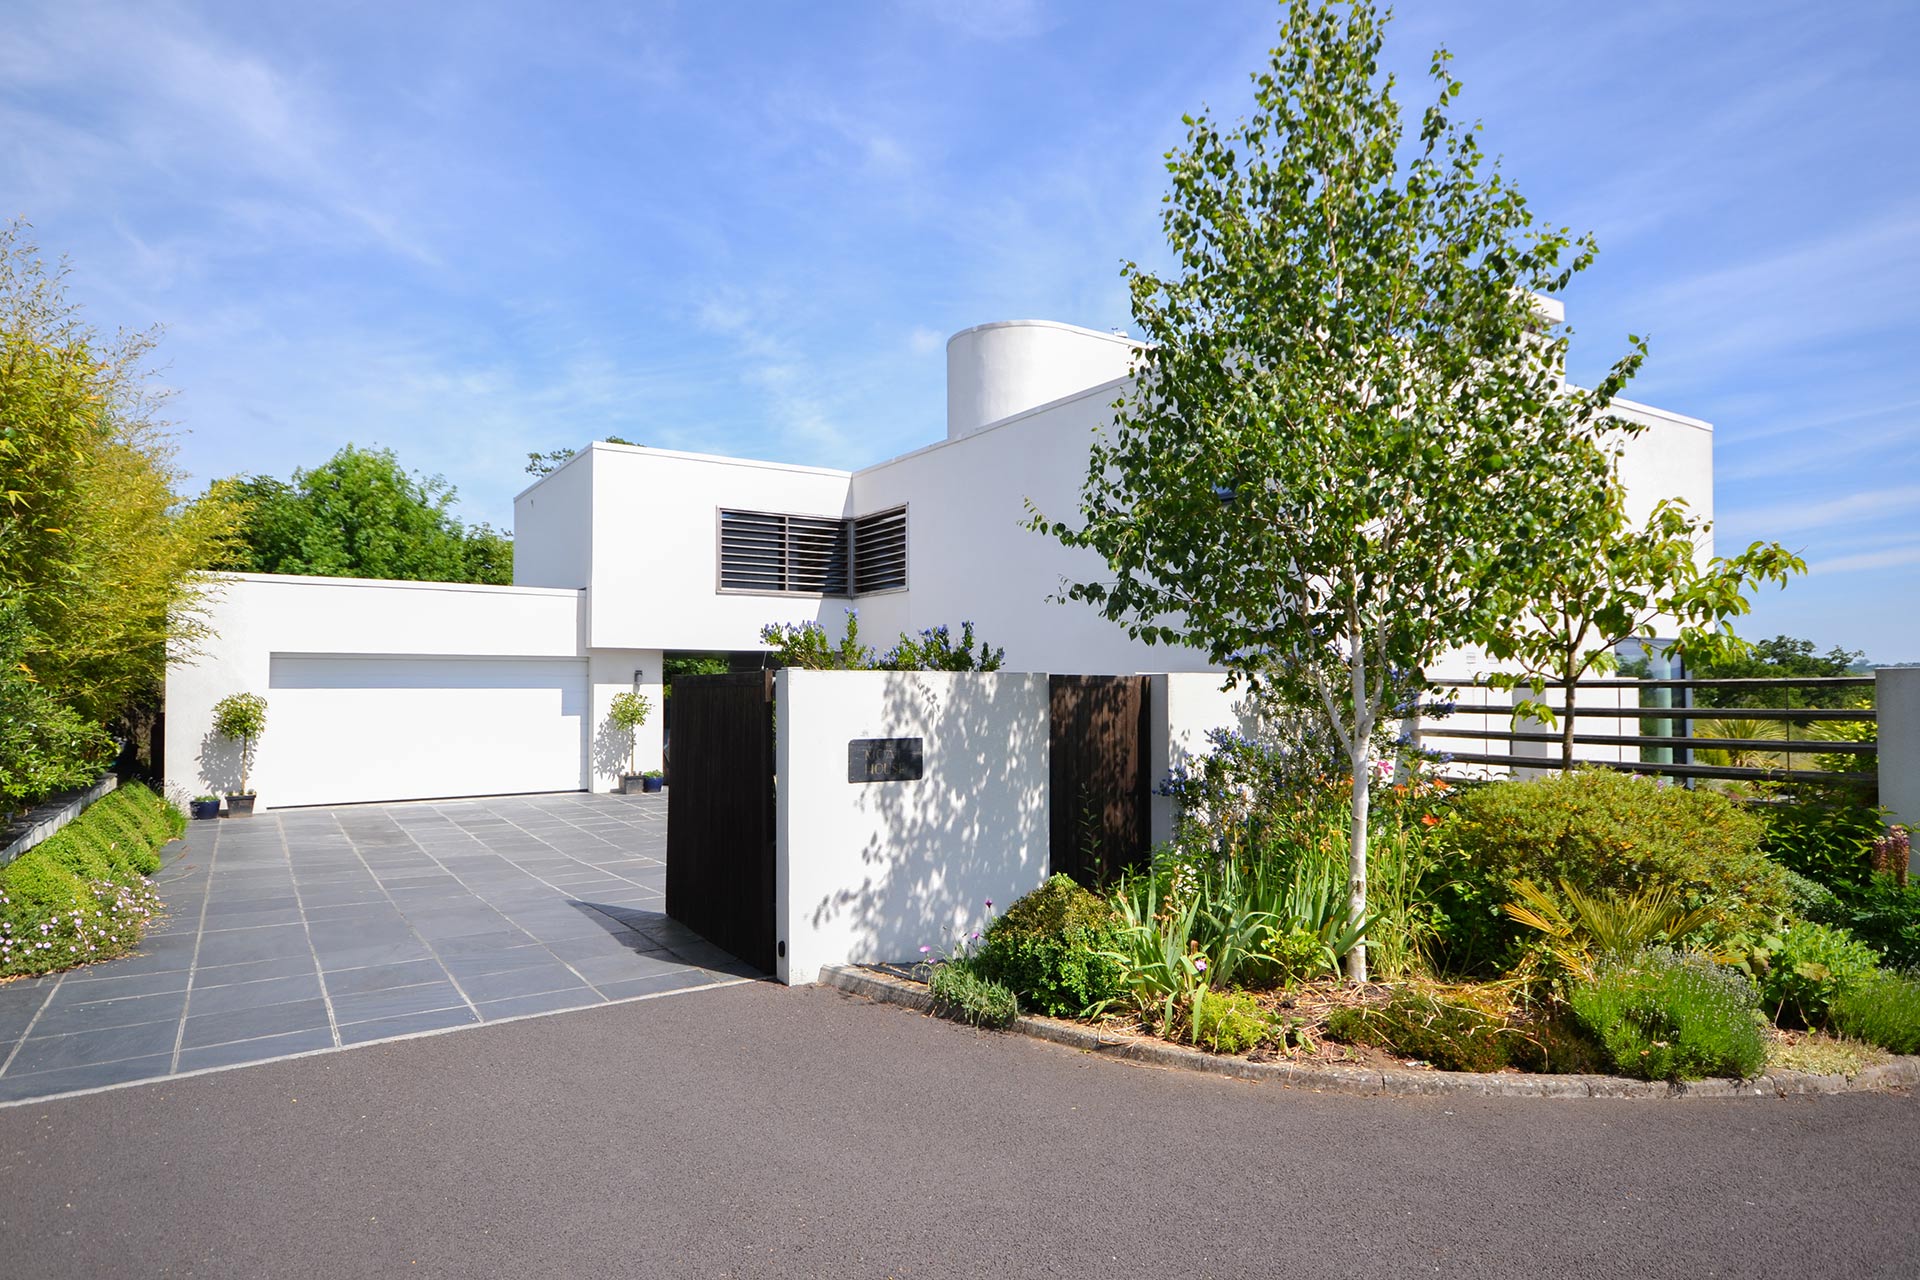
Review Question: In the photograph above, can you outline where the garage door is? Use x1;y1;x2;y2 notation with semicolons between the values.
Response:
263;655;589;808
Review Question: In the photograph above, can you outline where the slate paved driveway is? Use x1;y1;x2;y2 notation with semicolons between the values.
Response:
0;791;753;1104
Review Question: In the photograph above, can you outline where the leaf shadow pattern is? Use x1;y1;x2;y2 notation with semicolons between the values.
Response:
779;669;1051;977
195;727;244;795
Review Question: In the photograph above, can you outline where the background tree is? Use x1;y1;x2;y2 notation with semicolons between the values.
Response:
1;218;242;807
1691;635;1868;710
1031;1;1643;980
1476;478;1805;769
206;444;512;585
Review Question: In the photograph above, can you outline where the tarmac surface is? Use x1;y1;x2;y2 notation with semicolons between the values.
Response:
2;978;1916;1278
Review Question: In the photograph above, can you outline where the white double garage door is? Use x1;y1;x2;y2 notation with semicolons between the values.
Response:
265;654;589;809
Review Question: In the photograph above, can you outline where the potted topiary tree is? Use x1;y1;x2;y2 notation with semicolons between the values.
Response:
607;690;654;795
211;692;268;816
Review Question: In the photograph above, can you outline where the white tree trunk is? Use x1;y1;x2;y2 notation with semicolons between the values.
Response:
1345;642;1373;984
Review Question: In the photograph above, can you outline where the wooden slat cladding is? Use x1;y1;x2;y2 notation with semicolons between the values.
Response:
666;671;776;972
1049;675;1151;887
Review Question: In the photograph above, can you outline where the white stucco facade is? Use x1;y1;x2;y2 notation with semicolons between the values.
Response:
168;312;1723;813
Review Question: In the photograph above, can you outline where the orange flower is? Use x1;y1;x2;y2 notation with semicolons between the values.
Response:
1420;813;1441;827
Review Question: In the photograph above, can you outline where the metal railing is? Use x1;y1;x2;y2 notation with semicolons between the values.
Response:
1418;676;1877;787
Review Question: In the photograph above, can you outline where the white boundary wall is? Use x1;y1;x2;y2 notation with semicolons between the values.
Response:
774;669;1050;984
1879;667;1920;832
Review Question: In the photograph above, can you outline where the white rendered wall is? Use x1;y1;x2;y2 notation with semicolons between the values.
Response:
1878;667;1920;833
513;450;596;590
1148;673;1259;846
774;669;1051;985
850;379;1201;674
588;648;665;788
166;574;586;810
568;444;855;653
945;320;1142;440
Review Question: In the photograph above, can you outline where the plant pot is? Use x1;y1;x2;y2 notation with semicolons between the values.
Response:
619;775;647;796
643;776;664;793
190;799;221;820
225;794;257;818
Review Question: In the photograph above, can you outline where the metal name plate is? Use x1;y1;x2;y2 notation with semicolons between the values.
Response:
847;737;924;783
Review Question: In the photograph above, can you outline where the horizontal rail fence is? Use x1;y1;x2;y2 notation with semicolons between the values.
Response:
1419;676;1876;787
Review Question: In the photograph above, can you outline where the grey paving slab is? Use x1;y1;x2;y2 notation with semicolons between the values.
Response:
0;791;753;1104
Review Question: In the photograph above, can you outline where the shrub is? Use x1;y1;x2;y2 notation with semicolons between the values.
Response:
0;782;177;977
1567;949;1768;1082
972;874;1125;1017
1325;987;1534;1073
1190;989;1272;1054
926;962;1019;1029
1448;770;1793;945
1757;788;1884;890
1829;972;1920;1055
1814;876;1920;971
1757;920;1881;1029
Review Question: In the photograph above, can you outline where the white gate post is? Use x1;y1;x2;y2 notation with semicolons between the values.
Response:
1877;666;1920;831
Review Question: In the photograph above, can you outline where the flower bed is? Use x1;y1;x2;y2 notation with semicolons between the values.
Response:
0;782;179;978
913;727;1919;1087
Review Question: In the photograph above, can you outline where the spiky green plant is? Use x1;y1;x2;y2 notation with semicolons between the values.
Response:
1504;879;1720;982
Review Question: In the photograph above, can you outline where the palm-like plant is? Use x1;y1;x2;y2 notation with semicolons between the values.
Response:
1503;878;1720;982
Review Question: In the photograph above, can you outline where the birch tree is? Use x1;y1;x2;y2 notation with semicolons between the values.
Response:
1032;0;1644;980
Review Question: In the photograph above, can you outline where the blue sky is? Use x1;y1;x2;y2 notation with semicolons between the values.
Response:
4;1;1916;659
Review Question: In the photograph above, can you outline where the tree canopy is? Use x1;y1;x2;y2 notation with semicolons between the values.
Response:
1476;484;1804;767
1032;1;1645;980
205;445;512;585
1;219;242;810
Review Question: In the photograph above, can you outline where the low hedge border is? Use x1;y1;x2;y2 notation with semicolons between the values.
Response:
820;965;1920;1101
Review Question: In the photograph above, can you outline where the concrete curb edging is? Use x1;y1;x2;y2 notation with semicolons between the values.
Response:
819;964;1920;1101
1;771;120;868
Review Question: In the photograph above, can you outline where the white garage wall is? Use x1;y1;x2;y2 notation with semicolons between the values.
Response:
166;573;587;811
774;669;1051;985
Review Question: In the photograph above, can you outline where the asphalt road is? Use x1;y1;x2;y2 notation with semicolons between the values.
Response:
1;980;1915;1279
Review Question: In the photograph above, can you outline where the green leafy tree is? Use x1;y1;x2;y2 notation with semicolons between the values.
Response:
0;219;242;771
1030;1;1643;981
0;601;115;814
207;445;512;585
1691;635;1868;710
1476;482;1804;769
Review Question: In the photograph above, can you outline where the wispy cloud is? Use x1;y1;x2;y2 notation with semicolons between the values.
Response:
1722;484;1920;536
1813;543;1920;575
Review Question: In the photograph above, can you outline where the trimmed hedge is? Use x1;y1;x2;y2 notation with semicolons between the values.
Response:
0;783;179;977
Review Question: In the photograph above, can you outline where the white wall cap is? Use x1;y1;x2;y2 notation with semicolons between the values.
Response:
862;373;1135;475
211;571;583;599
946;318;1148;351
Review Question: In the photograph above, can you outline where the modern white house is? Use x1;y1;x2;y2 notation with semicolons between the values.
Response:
166;314;1717;812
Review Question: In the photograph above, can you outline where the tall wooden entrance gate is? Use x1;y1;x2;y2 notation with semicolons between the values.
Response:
1048;675;1152;886
665;671;776;972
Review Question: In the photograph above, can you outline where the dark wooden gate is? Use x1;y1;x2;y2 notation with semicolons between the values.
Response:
666;671;776;972
1049;675;1152;886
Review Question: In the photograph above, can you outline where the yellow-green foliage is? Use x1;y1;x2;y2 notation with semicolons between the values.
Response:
1504;878;1721;981
1189;989;1273;1054
0;782;177;976
1450;769;1792;941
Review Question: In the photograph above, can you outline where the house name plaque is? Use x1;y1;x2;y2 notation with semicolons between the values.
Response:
847;737;924;783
